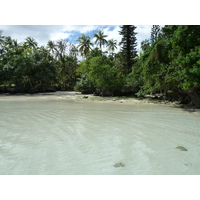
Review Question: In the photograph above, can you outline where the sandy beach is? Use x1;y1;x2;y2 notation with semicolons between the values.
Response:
0;91;179;105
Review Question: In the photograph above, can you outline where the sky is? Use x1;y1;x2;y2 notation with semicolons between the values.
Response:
0;25;155;52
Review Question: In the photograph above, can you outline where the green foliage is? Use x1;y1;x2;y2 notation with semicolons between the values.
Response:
77;34;93;59
88;56;123;91
1;25;200;106
150;25;161;43
140;39;150;52
0;31;78;93
119;25;137;73
87;47;102;58
173;46;200;90
76;54;125;94
133;25;200;107
76;25;200;102
137;39;169;94
94;30;107;50
107;39;117;53
171;25;200;55
56;55;78;89
74;74;95;92
9;47;57;92
125;58;143;93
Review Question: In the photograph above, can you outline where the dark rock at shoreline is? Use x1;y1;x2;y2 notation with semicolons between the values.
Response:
113;162;125;168
176;146;188;151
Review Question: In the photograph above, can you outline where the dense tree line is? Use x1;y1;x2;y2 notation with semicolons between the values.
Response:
0;31;78;93
135;25;200;107
1;26;200;107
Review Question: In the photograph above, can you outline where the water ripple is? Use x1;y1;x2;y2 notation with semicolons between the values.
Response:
0;100;200;174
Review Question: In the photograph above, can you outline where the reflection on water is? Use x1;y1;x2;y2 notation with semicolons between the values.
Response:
0;94;200;174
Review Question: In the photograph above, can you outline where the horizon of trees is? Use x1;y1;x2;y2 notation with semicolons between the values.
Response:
1;25;200;107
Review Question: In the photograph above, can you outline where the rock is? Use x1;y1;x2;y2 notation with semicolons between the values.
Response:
83;95;88;99
113;162;125;168
176;146;188;151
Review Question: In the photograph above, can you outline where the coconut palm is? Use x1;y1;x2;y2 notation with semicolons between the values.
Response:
140;39;150;51
0;30;5;56
94;30;108;50
0;30;5;46
24;37;38;50
4;36;13;47
11;39;23;55
77;34;93;59
56;39;67;57
12;39;19;48
107;39;117;54
70;44;79;59
47;40;56;54
2;36;16;56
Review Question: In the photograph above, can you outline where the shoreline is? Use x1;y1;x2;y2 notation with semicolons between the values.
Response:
0;91;199;112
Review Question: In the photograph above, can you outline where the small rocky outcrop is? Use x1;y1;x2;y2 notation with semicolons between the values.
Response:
176;146;188;151
113;162;125;168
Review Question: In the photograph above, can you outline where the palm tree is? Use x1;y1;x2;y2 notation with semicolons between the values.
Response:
0;30;5;46
4;36;13;47
56;39;67;57
12;39;19;48
70;44;79;59
24;37;38;50
94;30;108;50
77;34;93;59
140;39;150;52
47;40;56;54
107;39;117;55
2;36;15;56
0;30;5;56
11;39;23;55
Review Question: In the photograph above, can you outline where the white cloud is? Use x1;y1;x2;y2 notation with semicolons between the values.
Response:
0;25;68;46
62;25;99;33
78;25;99;33
0;25;162;52
0;25;103;46
136;25;165;51
102;26;122;52
50;32;71;41
95;25;153;53
136;25;152;50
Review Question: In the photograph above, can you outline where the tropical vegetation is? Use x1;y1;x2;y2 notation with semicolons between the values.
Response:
1;25;200;107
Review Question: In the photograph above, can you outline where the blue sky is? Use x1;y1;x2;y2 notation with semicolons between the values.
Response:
0;25;155;52
67;26;116;44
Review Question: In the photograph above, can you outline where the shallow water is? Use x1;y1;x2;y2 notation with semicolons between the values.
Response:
0;93;200;175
